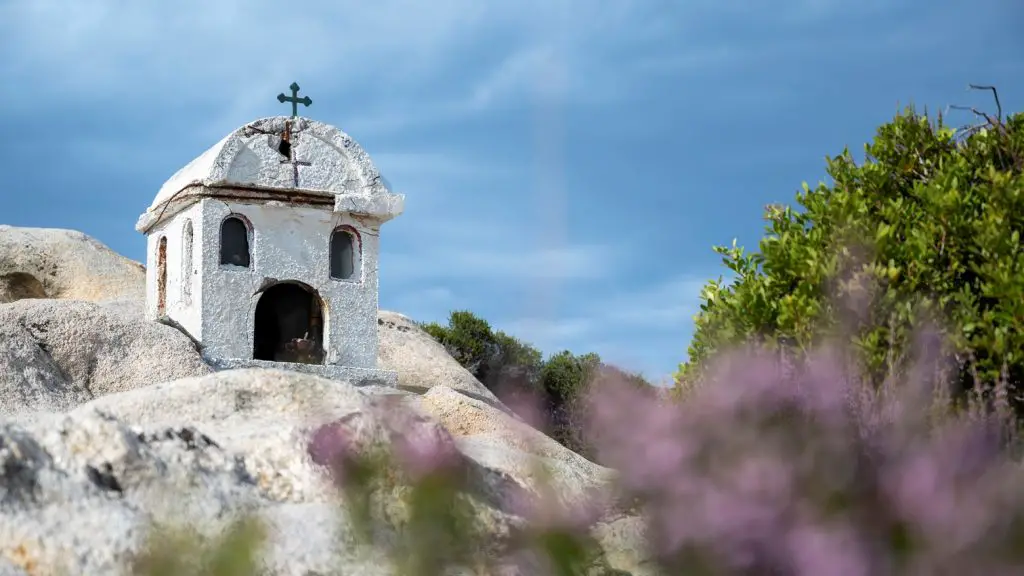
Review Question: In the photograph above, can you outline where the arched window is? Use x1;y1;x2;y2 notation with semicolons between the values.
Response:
329;227;359;280
220;216;251;267
182;219;193;301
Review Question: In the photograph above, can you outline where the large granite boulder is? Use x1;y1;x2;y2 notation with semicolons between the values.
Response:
0;226;144;304
0;299;211;417
0;369;633;575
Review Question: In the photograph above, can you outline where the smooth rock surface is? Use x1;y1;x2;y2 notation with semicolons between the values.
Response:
0;369;631;575
0;299;211;416
418;385;617;510
0;226;144;303
0;410;265;574
377;311;504;408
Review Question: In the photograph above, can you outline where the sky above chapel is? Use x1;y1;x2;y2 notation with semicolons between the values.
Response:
1;1;1022;383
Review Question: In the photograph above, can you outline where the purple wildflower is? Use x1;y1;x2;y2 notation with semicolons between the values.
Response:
582;338;1024;574
307;418;362;487
383;410;463;482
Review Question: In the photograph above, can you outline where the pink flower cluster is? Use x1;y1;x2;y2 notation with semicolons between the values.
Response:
307;403;465;488
583;345;1024;575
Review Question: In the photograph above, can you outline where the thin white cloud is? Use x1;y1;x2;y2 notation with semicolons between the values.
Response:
490;274;712;378
0;1;483;98
499;317;596;346
777;0;898;22
599;277;710;329
383;242;617;282
501;275;708;341
65;137;175;177
382;286;457;323
372;152;512;182
464;44;571;112
0;0;762;130
632;46;746;75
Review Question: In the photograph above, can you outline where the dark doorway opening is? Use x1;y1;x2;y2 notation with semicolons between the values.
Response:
253;282;325;364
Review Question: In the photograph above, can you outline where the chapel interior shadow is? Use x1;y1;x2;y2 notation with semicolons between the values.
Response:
253;282;326;365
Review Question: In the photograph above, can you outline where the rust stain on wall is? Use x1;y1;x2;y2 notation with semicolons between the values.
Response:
157;236;168;315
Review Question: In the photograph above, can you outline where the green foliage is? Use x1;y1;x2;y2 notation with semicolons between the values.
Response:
541;350;602;405
421;311;654;411
421;310;545;395
489;329;546;392
422;310;497;377
678;105;1024;407
422;311;660;460
353;448;487;575
132;517;265;576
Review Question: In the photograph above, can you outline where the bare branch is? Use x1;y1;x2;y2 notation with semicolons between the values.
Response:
968;84;1002;121
948;84;1008;145
949;84;1019;168
949;104;999;128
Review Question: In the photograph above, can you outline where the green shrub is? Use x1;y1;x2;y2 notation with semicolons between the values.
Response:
422;310;544;395
422;311;662;460
678;101;1024;411
421;310;497;378
540;351;601;405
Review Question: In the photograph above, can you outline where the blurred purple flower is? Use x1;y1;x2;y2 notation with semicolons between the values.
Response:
505;484;606;537
498;387;549;432
384;410;463;482
307;417;361;486
582;339;1024;574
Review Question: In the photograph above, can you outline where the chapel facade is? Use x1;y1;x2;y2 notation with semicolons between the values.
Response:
135;101;404;385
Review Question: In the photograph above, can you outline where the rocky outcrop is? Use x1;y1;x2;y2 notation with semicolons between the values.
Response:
0;226;145;304
418;385;616;510
377;310;504;409
0;299;211;417
0;225;650;575
0;369;631;575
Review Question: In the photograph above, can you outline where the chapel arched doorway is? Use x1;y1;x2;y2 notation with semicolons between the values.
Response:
252;282;325;364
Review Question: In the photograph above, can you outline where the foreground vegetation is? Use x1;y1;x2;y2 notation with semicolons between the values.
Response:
129;93;1024;574
680;91;1024;410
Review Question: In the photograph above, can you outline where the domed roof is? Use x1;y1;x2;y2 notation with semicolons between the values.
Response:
137;116;403;232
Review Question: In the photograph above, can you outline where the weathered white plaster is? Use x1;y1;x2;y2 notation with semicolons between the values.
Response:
144;201;205;341
138;115;403;386
136;116;403;233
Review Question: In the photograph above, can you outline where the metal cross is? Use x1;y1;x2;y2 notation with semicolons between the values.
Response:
276;82;312;117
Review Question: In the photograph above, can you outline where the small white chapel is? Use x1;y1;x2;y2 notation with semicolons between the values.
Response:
135;83;404;386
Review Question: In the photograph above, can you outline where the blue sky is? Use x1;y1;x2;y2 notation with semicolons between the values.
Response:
1;1;1021;383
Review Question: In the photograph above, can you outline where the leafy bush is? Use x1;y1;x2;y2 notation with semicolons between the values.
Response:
422;310;544;395
136;396;619;576
540;351;601;405
422;310;500;379
132;518;265;576
422;311;658;458
679;100;1024;412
